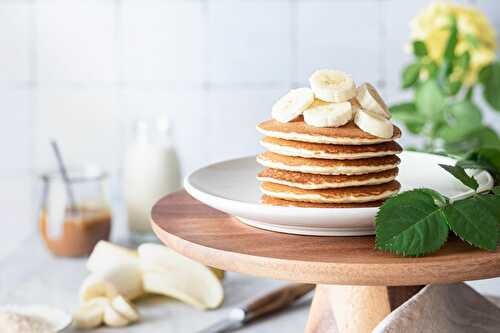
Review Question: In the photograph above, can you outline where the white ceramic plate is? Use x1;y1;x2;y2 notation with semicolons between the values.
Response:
185;151;494;236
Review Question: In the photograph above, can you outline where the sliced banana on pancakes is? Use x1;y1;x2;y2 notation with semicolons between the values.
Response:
309;69;356;103
271;87;314;123
354;108;394;139
356;83;390;119
303;100;353;128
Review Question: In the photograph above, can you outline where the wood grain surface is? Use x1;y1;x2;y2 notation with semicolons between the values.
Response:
151;190;500;286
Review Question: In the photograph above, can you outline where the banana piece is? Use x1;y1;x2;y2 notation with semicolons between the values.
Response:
111;295;140;322
271;88;314;123
356;83;390;119
309;69;356;102
73;298;108;329
79;276;119;302
138;243;224;310
79;264;144;302
303;100;353;127
354;108;394;139
103;302;129;327
209;267;225;280
87;241;139;273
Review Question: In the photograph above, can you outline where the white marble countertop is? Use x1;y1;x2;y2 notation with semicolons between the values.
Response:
0;233;311;333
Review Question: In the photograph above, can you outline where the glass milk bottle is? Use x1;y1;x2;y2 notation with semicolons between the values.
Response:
124;116;181;243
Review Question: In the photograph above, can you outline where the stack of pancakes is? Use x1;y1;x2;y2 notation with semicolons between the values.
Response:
256;117;402;208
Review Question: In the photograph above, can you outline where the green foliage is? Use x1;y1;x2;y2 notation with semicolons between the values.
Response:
436;101;482;142
479;62;500;112
375;190;449;256
413;40;428;58
439;164;479;190
375;166;500;257
444;196;500;250
392;14;500;156
457;147;500;183
402;63;421;88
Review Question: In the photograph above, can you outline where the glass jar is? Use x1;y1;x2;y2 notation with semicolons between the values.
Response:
123;115;181;244
39;166;112;257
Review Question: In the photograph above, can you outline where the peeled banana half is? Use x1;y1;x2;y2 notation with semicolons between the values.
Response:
138;243;224;310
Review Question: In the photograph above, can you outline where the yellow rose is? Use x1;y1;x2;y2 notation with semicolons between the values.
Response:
410;1;496;84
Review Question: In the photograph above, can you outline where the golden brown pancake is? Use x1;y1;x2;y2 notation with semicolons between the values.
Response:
260;181;400;203
260;136;402;159
257;151;401;175
261;195;384;208
257;168;398;189
257;117;401;145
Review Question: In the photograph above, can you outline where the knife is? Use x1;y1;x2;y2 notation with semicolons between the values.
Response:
196;283;315;333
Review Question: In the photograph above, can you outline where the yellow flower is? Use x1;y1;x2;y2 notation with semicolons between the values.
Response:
410;1;496;84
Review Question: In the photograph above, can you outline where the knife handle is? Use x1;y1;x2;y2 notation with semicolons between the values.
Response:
243;283;315;322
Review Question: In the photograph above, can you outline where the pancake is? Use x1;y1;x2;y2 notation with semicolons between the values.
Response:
260;136;402;160
261;195;384;208
257;117;401;145
257;151;401;175
260;181;400;204
257;168;398;189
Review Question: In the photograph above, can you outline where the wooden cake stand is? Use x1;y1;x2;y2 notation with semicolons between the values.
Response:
151;191;500;333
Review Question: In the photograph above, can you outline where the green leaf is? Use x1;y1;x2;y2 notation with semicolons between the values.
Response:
475;194;500;223
445;126;500;156
426;61;439;78
444;196;499;250
402;63;421;88
492;186;500;195
436;100;482;142
465;33;480;49
457;148;500;183
456;51;470;72
413;40;428;57
375;189;449;256
439;164;479;190
418;188;449;207
389;102;426;134
415;80;446;121
443;79;462;96
479;62;500;112
466;148;500;170
389;102;417;115
444;16;458;62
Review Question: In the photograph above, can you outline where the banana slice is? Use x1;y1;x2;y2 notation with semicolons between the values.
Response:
138;244;224;310
111;296;140;322
354;108;394;138
87;241;139;273
271;88;314;123
303;100;353;128
73;298;108;329
356;83;390;119
309;69;356;102
103;302;129;327
79;264;144;302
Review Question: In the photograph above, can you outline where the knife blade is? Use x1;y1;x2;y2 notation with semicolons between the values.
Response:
196;283;314;333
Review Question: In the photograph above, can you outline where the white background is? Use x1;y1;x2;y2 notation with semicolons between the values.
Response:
1;0;500;293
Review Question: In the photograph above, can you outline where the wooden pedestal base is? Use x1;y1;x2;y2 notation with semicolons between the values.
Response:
305;285;424;333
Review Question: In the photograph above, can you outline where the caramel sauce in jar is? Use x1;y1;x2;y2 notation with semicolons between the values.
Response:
39;206;111;257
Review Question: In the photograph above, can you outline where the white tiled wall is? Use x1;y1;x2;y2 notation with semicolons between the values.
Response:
1;0;500;263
